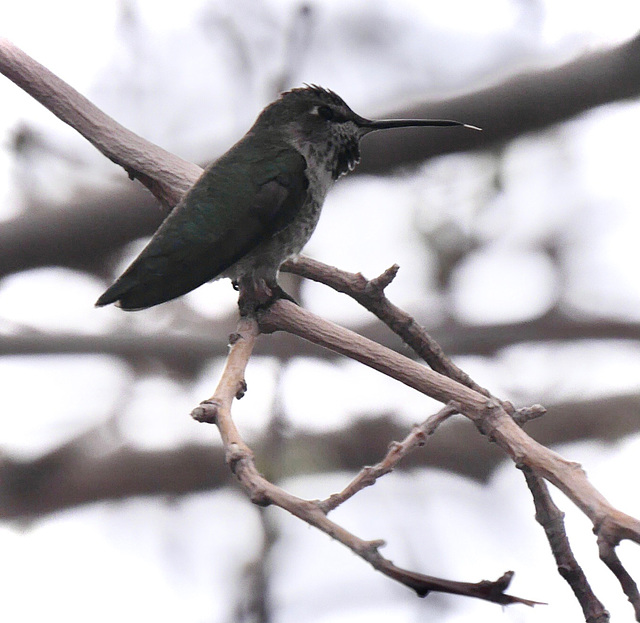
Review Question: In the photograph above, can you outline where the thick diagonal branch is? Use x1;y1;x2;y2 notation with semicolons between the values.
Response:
258;300;640;548
0;38;201;207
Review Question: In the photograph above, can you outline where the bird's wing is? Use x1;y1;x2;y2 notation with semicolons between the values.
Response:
95;141;308;310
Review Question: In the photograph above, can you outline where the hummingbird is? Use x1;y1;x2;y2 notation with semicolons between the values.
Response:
96;85;478;312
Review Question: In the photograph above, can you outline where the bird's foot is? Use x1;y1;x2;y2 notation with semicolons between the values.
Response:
237;278;298;316
268;283;298;305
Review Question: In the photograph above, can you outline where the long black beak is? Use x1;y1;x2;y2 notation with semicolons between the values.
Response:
361;117;481;132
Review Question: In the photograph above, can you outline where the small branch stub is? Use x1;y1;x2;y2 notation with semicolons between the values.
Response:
368;264;400;292
236;379;248;400
191;400;220;424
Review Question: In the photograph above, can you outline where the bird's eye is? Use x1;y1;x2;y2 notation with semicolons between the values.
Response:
317;105;335;121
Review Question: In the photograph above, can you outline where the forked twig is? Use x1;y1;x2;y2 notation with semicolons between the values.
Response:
191;316;538;606
282;256;640;621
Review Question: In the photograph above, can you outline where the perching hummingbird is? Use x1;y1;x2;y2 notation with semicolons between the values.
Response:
96;85;478;312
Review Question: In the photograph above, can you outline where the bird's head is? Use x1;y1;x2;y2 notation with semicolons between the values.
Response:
252;85;479;179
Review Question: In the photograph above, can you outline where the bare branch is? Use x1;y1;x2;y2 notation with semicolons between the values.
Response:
0;442;226;519
0;38;202;207
283;256;490;395
3;306;640;370
522;466;610;623
284;257;608;614
190;318;537;606
358;33;640;173
598;534;640;618
318;403;457;513
2;392;638;520
258;300;640;547
3;36;640;281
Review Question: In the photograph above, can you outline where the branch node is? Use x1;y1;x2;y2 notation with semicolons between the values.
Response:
235;379;248;400
225;442;253;471
190;400;220;423
476;398;503;441
315;496;334;515
368;264;400;292
492;570;514;592
249;487;272;507
363;539;386;554
411;427;427;447
484;398;502;411
514;403;547;425
353;271;368;288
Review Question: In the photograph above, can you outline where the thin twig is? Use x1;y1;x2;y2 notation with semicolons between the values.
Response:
258;300;640;547
318;403;457;513
522;466;610;623
283;256;617;618
598;535;640;619
283;256;488;395
190;316;536;605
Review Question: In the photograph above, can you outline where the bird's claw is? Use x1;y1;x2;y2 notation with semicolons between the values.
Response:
237;278;298;316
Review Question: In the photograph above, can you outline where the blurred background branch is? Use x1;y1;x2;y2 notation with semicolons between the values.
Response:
2;33;640;277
